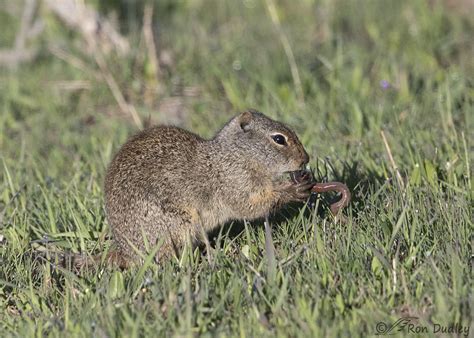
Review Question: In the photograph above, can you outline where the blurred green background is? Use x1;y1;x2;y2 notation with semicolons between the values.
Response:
0;0;472;336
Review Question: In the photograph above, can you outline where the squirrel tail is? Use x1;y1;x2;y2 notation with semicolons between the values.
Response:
33;249;130;272
67;250;130;271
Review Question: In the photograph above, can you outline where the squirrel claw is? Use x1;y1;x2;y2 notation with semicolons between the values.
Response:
280;180;314;201
295;182;315;199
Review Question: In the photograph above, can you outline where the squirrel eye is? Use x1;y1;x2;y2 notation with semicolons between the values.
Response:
271;134;287;145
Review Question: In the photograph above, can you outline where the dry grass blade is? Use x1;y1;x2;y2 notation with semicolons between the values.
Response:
143;4;160;82
381;130;405;189
265;0;305;106
264;216;277;282
93;51;143;130
0;0;40;68
44;0;129;55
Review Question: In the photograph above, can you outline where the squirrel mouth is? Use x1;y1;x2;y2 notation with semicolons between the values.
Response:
288;169;314;184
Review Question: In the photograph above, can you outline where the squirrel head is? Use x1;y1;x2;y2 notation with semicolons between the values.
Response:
215;109;310;177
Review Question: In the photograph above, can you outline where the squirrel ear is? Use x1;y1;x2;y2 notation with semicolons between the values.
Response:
238;111;253;132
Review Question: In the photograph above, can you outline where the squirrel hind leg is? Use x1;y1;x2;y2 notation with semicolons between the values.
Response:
112;204;203;265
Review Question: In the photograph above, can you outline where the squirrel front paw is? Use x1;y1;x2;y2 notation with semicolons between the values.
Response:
276;179;314;202
289;181;315;201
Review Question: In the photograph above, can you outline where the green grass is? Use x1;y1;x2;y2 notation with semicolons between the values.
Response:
0;0;472;336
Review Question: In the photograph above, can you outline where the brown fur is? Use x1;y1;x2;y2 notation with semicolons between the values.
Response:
104;109;312;266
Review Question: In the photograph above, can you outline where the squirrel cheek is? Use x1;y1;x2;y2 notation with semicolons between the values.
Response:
287;159;302;171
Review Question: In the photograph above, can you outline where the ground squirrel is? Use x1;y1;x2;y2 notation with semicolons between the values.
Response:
104;109;314;266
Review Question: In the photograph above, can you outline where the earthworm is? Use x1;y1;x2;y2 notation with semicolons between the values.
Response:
311;181;351;216
289;170;351;216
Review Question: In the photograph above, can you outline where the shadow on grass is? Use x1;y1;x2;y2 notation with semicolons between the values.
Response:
209;160;385;246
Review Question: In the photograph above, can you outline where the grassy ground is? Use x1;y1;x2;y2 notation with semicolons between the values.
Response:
0;0;472;336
